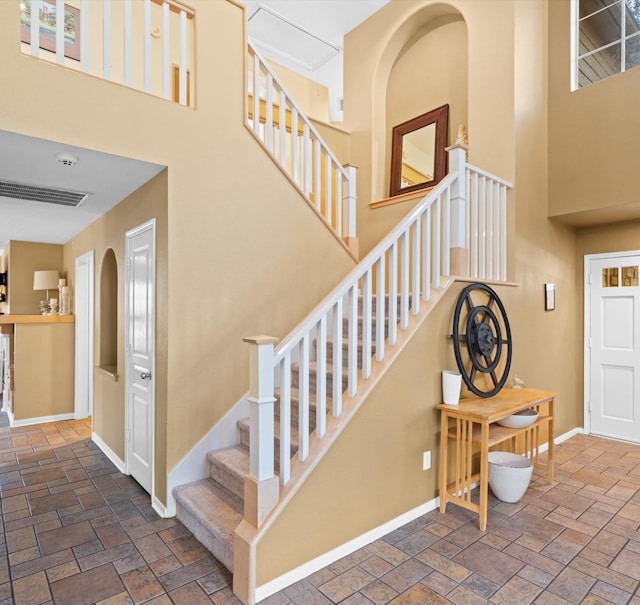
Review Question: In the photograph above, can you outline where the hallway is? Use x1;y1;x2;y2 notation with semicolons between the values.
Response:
1;411;640;604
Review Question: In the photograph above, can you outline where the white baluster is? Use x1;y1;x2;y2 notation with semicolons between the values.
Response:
375;255;385;361
332;299;343;416
493;181;500;280
325;155;333;225
400;231;409;330
279;354;291;484
443;188;451;275
343;165;357;246
303;124;311;196
253;55;260;136
347;285;358;397
470;171;479;278
500;184;507;280
412;218;420;314
314;140;322;211
55;0;64;64
279;91;286;168
433;196;441;289
103;0;112;80
265;73;274;152
298;335;309;461
336;174;343;237
486;179;494;280
362;269;372;379
388;242;398;345
161;1;169;97
316;316;327;438
143;0;151;93
125;0;134;88
479;176;486;279
291;108;299;186
179;9;187;105
422;207;431;302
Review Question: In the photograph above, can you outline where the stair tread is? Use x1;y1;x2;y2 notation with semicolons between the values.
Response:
173;478;243;548
238;417;300;442
207;445;250;477
275;387;333;404
292;360;349;376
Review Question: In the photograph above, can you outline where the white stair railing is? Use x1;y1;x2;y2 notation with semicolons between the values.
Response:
245;144;512;497
20;0;194;107
247;43;357;249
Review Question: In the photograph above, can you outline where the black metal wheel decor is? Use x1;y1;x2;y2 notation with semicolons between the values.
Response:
452;283;512;398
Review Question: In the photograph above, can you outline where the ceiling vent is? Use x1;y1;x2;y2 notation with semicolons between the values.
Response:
0;180;89;207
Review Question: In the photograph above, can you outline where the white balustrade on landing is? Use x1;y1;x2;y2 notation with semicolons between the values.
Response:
247;146;512;488
20;0;194;107
247;43;356;244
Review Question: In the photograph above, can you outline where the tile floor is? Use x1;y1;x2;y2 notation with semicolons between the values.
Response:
1;409;640;605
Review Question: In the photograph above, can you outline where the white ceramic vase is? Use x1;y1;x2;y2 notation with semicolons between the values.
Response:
488;451;534;503
442;370;462;405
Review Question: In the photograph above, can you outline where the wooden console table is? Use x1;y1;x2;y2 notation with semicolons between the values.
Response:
438;387;557;530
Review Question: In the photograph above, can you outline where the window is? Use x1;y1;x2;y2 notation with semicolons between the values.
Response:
575;0;640;88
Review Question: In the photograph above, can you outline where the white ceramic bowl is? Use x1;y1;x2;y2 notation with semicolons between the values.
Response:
488;451;533;502
496;408;538;429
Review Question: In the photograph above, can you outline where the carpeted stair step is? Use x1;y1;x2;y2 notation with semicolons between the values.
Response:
173;478;242;573
291;361;348;393
207;445;249;501
323;337;377;369
358;294;412;316
342;315;390;339
237;417;299;462
275;387;329;431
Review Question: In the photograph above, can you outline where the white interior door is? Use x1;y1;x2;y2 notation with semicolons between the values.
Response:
74;250;94;420
586;253;640;442
125;220;156;494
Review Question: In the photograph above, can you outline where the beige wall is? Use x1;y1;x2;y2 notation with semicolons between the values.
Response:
2;0;355;506
6;241;64;315
548;0;640;223
256;0;582;584
13;323;74;420
63;172;169;500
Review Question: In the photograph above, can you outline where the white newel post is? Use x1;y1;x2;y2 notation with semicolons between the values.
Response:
446;137;469;277
242;336;280;528
343;164;359;258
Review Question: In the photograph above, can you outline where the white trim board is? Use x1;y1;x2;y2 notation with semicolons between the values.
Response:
92;431;126;474
10;412;75;428
255;426;584;602
165;393;249;516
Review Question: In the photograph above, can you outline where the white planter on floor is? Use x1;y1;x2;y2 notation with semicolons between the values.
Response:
488;451;533;503
442;370;462;405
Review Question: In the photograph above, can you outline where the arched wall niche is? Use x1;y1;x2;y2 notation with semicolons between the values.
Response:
385;14;468;196
99;248;118;373
371;2;467;202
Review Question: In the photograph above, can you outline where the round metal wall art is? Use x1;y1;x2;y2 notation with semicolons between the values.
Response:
452;283;512;398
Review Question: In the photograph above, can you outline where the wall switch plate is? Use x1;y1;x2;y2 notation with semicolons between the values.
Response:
423;451;431;470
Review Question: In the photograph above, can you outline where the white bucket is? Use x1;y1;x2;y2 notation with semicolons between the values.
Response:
442;370;462;405
488;451;533;503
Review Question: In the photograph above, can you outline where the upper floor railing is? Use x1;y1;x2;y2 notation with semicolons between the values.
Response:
20;0;194;107
247;43;357;253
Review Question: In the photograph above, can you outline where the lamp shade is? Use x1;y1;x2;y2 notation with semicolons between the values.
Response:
33;270;59;291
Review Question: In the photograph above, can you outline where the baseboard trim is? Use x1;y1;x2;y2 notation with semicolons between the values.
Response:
10;412;75;427
152;495;169;518
255;496;441;602
538;426;584;454
92;431;126;474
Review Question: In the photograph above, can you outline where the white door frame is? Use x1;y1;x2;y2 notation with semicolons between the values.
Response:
74;250;95;420
584;249;640;436
124;219;156;495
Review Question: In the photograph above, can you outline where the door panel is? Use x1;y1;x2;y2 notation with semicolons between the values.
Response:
126;222;155;494
589;255;640;442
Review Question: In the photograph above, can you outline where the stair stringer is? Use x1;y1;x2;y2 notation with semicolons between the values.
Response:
233;277;454;605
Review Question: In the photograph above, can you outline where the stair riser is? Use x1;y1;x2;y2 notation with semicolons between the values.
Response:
358;296;410;316
238;423;299;463
275;398;318;432
342;317;390;339
324;339;377;369
291;368;348;394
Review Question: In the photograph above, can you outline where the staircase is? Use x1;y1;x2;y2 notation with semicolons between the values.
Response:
172;296;395;573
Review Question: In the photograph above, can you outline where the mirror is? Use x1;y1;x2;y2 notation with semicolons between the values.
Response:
389;104;449;197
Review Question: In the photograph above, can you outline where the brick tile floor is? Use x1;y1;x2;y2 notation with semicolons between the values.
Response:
2;408;640;604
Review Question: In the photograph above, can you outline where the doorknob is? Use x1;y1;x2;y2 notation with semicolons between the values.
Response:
140;371;152;380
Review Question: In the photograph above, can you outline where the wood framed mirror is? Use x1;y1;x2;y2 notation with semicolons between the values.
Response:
389;104;449;198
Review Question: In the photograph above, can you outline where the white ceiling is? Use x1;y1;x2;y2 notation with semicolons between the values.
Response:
0;130;164;255
1;1;386;255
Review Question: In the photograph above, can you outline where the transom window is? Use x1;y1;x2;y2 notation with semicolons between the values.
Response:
575;0;640;88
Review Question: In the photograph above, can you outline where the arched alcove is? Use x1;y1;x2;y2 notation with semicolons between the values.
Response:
99;248;118;373
385;14;468;195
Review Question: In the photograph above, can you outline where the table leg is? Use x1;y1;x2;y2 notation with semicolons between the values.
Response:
439;409;448;513
478;421;489;531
